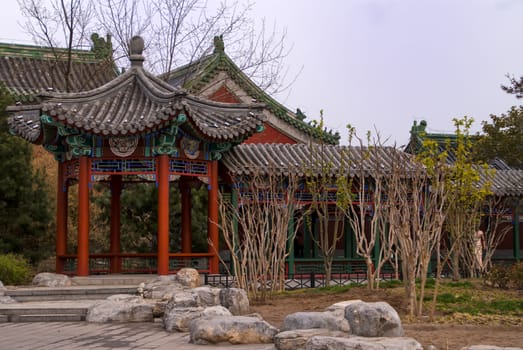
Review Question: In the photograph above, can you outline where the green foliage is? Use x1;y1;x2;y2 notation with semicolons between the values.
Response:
484;263;523;289
92;183;209;253
0;253;32;285
0;83;53;263
476;106;523;169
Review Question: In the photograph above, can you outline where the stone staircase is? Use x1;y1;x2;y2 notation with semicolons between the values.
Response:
0;275;156;322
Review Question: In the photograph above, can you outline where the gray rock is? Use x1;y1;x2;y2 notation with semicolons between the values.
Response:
86;294;153;322
325;300;363;313
460;347;523;350
0;296;16;304
344;301;404;337
189;315;278;344
164;305;232;332
275;329;350;350
0;280;5;296
282;311;350;332
192;286;221;306
140;276;184;299
219;288;250;315
169;291;199;308
176;268;201;288
304;335;423;350
32;272;71;287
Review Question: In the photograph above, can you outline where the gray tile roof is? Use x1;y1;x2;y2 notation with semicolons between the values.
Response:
223;144;523;197
222;143;412;176
7;38;265;142
486;169;523;197
0;42;117;103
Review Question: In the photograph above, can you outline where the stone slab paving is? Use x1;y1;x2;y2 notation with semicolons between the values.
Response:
0;322;277;350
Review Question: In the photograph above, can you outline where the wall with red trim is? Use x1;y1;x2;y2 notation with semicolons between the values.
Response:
209;86;240;103
244;123;297;144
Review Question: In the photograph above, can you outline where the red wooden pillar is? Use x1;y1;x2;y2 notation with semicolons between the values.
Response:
157;155;170;275
110;175;122;273
56;162;68;273
181;179;192;253
77;157;90;276
208;160;219;274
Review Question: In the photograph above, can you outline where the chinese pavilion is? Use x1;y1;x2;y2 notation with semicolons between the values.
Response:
7;36;267;276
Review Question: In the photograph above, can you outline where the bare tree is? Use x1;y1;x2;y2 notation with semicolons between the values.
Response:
18;0;96;91
302;115;346;285
387;147;447;317
480;196;513;272
218;165;302;302
337;130;394;290
19;0;295;94
94;0;153;66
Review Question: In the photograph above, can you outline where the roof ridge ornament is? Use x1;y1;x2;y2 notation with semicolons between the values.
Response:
213;35;224;54
129;36;145;67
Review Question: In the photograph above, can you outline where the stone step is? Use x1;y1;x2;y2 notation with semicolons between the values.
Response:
6;286;138;302
9;314;85;322
0;301;90;323
71;274;157;286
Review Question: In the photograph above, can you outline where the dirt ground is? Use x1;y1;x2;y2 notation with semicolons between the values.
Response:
250;288;523;349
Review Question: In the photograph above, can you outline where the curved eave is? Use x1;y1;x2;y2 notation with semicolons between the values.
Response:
183;96;266;142
6;105;43;143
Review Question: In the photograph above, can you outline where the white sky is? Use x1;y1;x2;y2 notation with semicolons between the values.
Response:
2;0;523;146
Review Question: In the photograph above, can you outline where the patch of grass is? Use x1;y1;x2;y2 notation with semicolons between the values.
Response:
444;280;474;289
379;279;403;288
436;292;473;304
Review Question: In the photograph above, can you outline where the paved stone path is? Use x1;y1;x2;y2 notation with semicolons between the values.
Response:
0;322;277;350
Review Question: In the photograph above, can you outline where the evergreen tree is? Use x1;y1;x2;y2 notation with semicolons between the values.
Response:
0;84;53;263
476;106;523;169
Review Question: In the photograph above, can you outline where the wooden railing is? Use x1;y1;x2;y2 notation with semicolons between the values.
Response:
59;253;214;275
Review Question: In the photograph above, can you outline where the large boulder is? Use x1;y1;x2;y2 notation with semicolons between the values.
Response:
86;294;153;322
164;305;231;332
139;276;184;299
219;288;250;315
192;286;221;306
282;311;350;332
32;272;72;287
189;315;278;344
275;329;350;350
304;335;423;350
325;300;362;313
176;268;201;288
344;301;404;337
461;347;523;350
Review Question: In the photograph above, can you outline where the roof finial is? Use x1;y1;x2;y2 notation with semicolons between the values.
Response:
129;36;145;67
213;35;224;54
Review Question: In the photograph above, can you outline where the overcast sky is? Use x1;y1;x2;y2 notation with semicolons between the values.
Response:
2;0;523;146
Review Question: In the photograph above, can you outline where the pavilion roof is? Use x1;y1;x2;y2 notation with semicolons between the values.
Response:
7;37;265;143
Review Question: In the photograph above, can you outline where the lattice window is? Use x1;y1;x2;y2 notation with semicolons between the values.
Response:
170;159;209;176
91;159;156;174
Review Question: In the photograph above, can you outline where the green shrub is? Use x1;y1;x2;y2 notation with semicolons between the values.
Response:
484;263;523;290
484;264;511;289
0;253;32;285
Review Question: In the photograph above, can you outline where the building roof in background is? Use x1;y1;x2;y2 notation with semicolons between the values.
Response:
160;36;340;145
0;41;117;103
405;120;523;197
222;143;412;177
